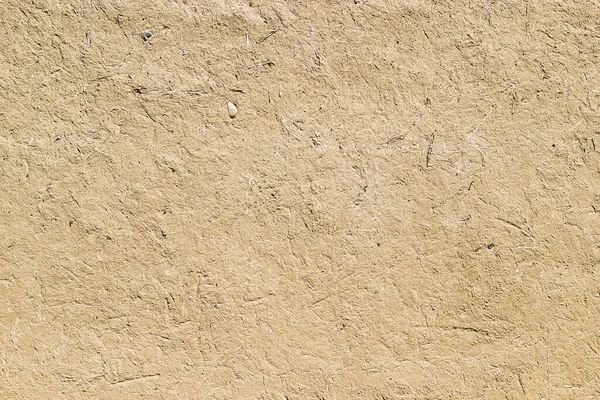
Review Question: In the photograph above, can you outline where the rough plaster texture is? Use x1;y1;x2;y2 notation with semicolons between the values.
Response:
1;0;600;399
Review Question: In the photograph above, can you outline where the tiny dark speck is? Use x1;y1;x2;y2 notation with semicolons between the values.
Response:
376;242;381;247
143;31;152;39
161;230;167;237
487;243;495;249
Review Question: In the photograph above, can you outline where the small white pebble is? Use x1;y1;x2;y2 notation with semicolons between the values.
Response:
227;102;237;118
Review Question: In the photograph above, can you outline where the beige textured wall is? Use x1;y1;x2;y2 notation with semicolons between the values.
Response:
1;1;600;398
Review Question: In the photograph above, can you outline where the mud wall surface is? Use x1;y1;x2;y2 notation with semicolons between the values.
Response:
1;1;600;399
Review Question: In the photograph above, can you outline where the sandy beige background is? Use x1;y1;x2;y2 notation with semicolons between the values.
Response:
2;0;600;399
